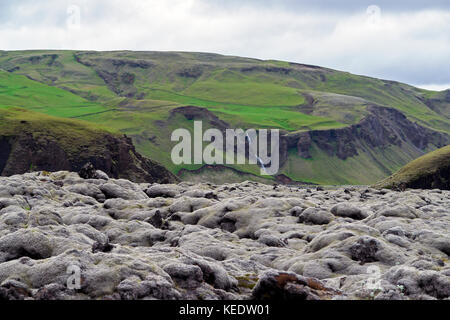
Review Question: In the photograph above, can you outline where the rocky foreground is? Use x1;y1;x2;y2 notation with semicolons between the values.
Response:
0;171;449;300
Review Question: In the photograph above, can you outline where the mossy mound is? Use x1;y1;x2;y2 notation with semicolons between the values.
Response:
0;108;178;183
0;107;117;155
374;145;450;190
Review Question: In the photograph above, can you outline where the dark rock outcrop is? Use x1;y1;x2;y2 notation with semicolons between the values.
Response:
296;132;312;159
0;137;12;175
169;106;229;131
177;66;203;78
280;105;450;166
78;163;99;180
74;53;153;99
252;271;339;300
0;132;178;184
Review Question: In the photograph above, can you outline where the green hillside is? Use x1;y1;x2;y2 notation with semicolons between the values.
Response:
0;50;448;185
0;107;117;155
0;70;107;117
375;145;450;190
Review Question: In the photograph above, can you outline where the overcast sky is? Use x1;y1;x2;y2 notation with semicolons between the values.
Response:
0;0;449;90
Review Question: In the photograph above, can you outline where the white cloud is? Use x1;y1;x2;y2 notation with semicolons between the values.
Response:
0;0;449;86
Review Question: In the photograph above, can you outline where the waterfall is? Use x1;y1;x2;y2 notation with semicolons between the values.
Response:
245;133;268;174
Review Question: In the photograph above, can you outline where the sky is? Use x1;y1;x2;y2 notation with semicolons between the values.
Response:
0;0;449;90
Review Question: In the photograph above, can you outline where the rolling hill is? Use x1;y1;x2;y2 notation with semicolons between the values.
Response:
375;145;450;190
0;107;177;183
0;50;449;185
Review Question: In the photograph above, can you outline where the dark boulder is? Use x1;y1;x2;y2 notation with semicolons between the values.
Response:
252;270;339;300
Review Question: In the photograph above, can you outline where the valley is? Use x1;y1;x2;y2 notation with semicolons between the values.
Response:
0;50;449;185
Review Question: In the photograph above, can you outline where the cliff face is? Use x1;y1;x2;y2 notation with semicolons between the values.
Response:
0;133;178;184
169;106;229;130
162;104;449;184
0;109;178;184
280;105;450;166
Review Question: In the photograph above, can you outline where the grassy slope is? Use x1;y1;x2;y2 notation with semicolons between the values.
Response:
0;51;118;103
374;145;450;189
314;73;450;131
0;107;118;157
283;142;436;185
0;70;107;117
0;50;448;185
1;51;447;130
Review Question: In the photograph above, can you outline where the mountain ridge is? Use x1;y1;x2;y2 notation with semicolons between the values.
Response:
0;50;448;185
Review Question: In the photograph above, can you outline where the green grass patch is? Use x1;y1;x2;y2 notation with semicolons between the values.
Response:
0;70;107;118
